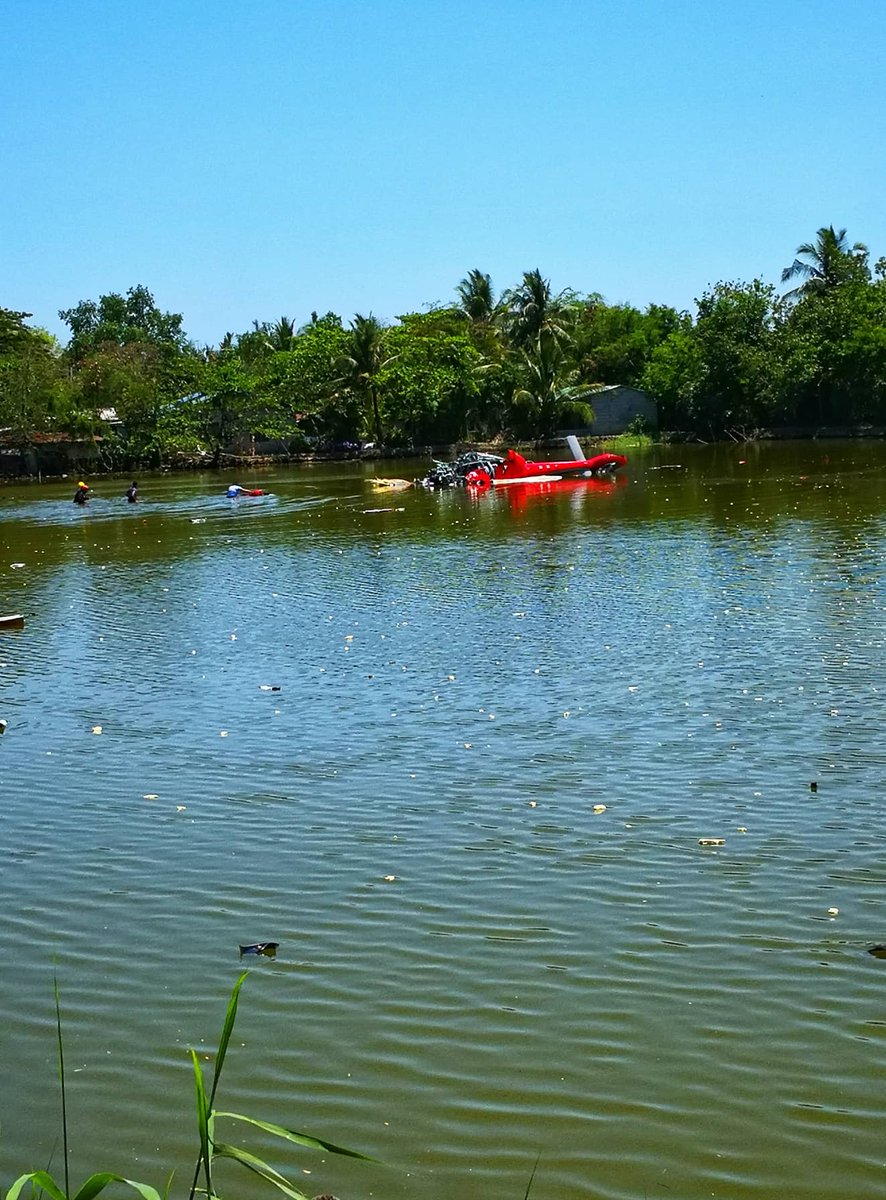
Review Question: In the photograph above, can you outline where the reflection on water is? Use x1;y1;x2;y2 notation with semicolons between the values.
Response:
1;441;886;1200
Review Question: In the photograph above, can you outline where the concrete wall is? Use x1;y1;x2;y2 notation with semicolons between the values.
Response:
588;386;658;435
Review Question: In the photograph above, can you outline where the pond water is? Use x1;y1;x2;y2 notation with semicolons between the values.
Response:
1;440;885;1200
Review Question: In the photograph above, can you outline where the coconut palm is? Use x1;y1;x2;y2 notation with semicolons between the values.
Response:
502;269;574;350
456;269;499;324
781;226;869;298
335;314;394;445
511;328;595;436
265;316;297;352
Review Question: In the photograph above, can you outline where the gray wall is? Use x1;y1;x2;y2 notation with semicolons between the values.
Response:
588;386;657;435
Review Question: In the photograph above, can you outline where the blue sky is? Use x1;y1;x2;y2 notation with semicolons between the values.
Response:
3;0;884;347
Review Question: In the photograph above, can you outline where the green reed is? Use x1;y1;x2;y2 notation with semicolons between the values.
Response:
4;973;374;1200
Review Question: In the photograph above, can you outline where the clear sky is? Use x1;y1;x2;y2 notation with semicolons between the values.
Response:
3;0;884;348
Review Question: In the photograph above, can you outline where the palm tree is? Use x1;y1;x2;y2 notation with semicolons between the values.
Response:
456;269;498;324
781;226;869;298
335;314;394;445
265;316;297;352
512;328;595;436
502;269;573;349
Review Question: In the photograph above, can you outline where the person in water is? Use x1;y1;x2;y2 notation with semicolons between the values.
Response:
226;484;267;498
73;481;90;505
125;481;138;503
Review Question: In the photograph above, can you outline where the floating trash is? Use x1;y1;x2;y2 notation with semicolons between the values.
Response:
0;719;7;735
383;875;397;882
239;942;279;957
868;946;886;959
92;725;103;735
259;685;282;691
593;804;607;814
698;838;725;846
827;907;839;916
369;477;412;491
810;781;818;793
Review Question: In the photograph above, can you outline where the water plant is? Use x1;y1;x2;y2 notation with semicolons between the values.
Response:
188;971;374;1200
5;978;164;1200
5;973;374;1200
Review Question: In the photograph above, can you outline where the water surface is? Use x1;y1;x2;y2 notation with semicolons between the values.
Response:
1;441;885;1199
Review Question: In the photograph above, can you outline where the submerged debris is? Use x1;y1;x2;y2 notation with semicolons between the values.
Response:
239;942;279;957
419;451;504;489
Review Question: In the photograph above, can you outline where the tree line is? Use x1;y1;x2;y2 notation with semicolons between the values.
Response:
2;226;884;468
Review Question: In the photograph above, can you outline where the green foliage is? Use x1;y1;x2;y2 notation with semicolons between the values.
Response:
5;975;373;1200
378;314;481;444
264;317;351;443
510;329;595;436
455;269;499;325
59;286;189;362
187;973;375;1200
334;314;393;445
781;225;870;300
4;982;165;1200
6;228;886;468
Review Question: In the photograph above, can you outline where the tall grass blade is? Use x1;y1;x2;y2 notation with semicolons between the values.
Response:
189;1051;212;1200
522;1152;541;1200
214;1113;378;1160
212;1145;311;1200
71;1172;164;1200
53;976;70;1200
6;1170;68;1200
207;972;247;1108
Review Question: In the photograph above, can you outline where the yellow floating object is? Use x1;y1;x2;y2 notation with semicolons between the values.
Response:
369;477;412;491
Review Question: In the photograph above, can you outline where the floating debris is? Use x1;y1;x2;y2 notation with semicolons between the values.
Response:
827;907;839;916
810;781;818;793
239;942;279;957
92;725;103;735
259;685;282;691
369;477;412;491
868;946;886;959
0;719;7;735
0;614;25;631
593;804;607;814
698;838;725;846
383;875;397;882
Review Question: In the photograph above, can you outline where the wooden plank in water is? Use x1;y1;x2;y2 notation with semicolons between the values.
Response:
0;614;25;631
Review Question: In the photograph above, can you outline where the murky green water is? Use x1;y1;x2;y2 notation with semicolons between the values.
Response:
2;441;885;1199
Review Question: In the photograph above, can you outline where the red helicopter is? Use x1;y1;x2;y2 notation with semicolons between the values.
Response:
420;437;626;491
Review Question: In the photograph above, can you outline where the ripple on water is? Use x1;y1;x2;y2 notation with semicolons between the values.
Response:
2;453;886;1198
